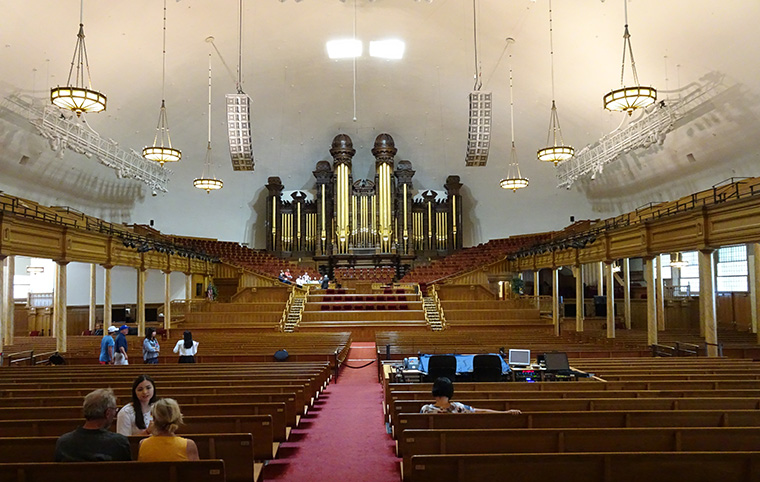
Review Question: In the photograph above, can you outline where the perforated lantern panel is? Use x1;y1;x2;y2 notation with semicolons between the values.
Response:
226;93;255;171
465;91;492;167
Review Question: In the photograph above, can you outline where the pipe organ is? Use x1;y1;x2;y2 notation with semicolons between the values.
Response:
265;134;464;265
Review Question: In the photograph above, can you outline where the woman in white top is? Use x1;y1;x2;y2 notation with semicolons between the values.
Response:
173;331;199;363
116;374;156;435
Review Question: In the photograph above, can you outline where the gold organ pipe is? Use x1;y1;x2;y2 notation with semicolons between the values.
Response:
272;198;277;248
321;185;326;243
297;202;301;251
352;194;357;246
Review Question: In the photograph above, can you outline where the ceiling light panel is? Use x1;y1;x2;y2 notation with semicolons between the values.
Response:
327;39;362;59
369;39;405;59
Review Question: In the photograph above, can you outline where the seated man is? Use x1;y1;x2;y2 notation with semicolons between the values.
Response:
55;388;132;462
420;377;521;415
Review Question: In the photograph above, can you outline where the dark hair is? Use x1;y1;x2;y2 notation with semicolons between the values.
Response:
431;377;454;399
144;327;156;340
183;331;193;350
131;374;157;430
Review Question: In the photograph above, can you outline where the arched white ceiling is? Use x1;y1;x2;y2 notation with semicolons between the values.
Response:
0;0;758;247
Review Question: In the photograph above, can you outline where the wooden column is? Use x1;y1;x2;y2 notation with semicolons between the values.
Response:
186;273;193;300
644;256;658;347
622;258;632;330
137;268;146;337
597;262;604;296
103;266;112;330
164;271;172;331
0;256;5;350
750;243;760;339
656;254;665;331
534;269;540;309
574;264;584;332
89;264;97;332
699;249;719;357
605;262;615;338
2;256;13;346
551;267;560;336
54;261;68;353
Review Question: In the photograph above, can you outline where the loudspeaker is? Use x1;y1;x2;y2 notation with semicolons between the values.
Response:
465;91;492;166
226;93;255;171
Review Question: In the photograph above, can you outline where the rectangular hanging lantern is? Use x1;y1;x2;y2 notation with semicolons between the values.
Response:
226;93;255;171
465;91;491;166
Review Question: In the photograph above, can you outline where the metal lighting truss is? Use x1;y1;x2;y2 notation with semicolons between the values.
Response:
6;95;170;193
556;77;722;189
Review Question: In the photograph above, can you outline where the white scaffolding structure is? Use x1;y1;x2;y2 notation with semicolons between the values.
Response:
556;78;724;189
4;95;171;193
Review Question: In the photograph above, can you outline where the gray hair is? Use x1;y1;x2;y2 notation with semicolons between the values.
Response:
82;388;117;420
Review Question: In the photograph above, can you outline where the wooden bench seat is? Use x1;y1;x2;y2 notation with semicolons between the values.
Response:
0;434;262;482
393;410;760;439
408;452;760;482
0;460;226;482
399;426;760;478
0;414;276;460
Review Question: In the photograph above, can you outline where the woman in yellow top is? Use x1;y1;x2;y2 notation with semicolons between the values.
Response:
137;398;199;462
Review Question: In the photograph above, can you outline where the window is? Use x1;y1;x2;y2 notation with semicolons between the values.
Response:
717;245;748;292
679;251;700;292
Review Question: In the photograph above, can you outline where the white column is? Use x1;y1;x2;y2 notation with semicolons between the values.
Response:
623;258;631;330
699;249;719;357
644;257;658;347
597;262;604;297
606;261;615;339
656;254;665;331
0;256;5;351
137;268;146;337
186;273;193;300
54;261;68;353
164;271;172;331
750;244;759;339
103;266;112;330
574;264;584;332
89;264;97;332
2;256;14;346
551;267;560;336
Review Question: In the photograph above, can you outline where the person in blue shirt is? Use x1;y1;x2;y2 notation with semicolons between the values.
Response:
99;326;118;365
114;325;129;365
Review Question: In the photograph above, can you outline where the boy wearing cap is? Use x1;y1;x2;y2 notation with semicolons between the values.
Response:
99;326;118;365
113;325;130;365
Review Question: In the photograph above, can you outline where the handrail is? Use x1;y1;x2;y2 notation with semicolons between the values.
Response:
703;341;724;357
279;286;296;332
5;350;34;367
33;351;58;365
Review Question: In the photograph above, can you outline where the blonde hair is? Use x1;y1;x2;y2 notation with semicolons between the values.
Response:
150;398;184;434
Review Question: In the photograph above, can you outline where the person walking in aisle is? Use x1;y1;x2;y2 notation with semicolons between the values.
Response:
143;327;160;364
173;331;199;363
99;326;118;365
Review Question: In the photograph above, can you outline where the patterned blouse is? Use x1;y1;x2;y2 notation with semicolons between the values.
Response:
420;401;474;414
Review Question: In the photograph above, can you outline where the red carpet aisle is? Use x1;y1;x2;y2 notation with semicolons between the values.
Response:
262;342;400;482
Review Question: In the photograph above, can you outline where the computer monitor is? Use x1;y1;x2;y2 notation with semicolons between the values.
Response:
544;352;570;372
508;349;531;367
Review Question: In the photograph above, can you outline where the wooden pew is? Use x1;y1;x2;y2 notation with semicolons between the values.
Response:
0;414;276;460
0;402;290;442
0;434;261;482
0;460;226;482
399;427;760;479
408;452;760;482
393;410;760;439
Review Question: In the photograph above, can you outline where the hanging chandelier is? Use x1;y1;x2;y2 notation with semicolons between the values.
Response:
50;0;107;116
143;0;181;166
669;252;689;269
194;50;223;193
500;65;528;192
603;0;656;115
537;0;573;165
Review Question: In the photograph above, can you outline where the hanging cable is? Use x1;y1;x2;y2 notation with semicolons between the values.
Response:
352;0;358;121
237;0;244;93
472;0;481;91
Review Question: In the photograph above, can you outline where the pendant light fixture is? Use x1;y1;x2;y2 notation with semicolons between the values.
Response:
143;0;181;166
226;0;255;171
465;0;492;167
50;0;107;116
536;0;573;165
603;0;657;115
500;64;529;192
194;49;224;193
669;252;688;269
